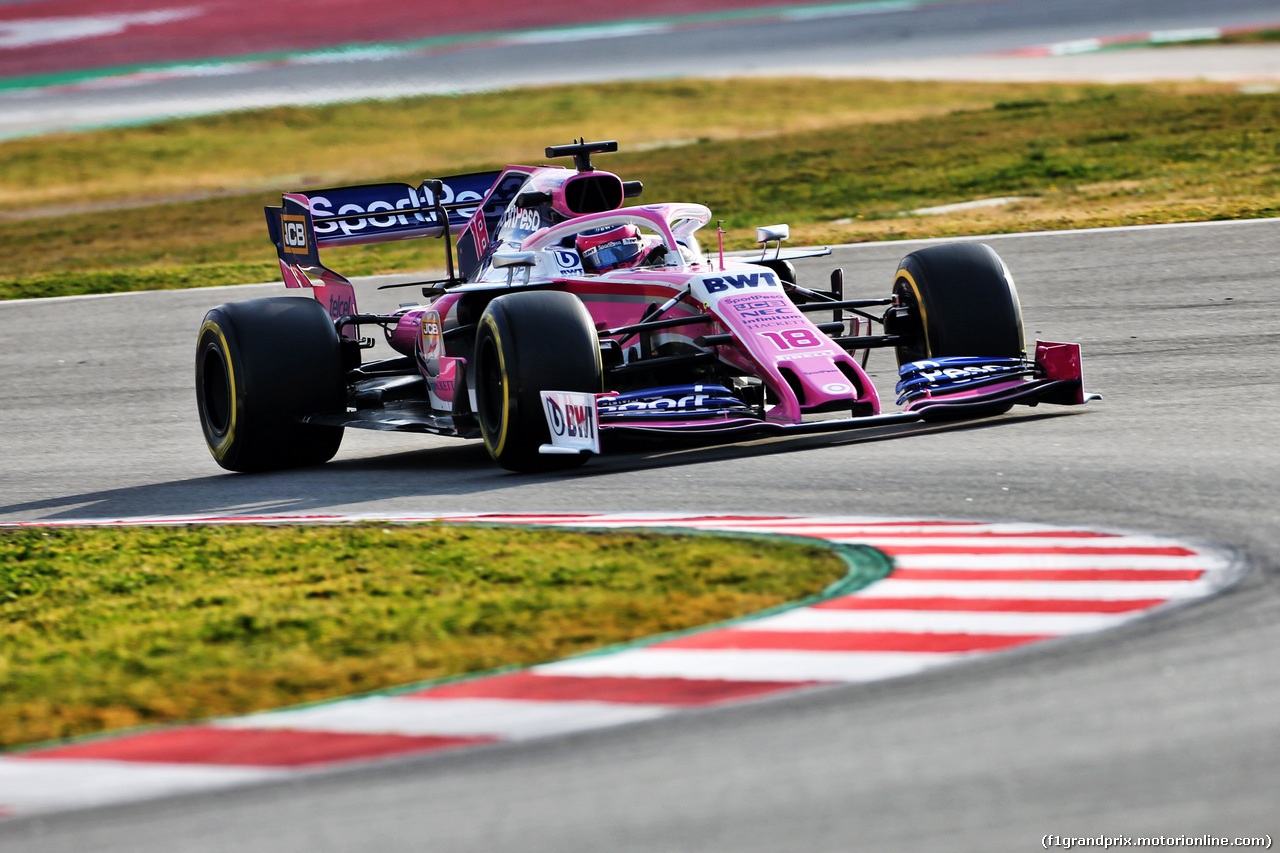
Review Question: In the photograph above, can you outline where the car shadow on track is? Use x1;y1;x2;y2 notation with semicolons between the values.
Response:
586;409;1087;477
0;409;1089;522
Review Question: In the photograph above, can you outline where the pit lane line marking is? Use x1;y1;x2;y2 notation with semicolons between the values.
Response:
0;513;1243;818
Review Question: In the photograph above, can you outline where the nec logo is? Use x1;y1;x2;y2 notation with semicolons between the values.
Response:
702;271;779;294
282;215;309;254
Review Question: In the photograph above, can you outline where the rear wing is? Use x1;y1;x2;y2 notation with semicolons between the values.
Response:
264;171;502;264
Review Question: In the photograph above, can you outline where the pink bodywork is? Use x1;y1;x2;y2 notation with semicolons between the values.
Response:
276;175;887;429
380;260;881;428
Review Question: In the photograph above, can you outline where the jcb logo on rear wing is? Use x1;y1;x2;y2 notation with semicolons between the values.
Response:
282;215;309;254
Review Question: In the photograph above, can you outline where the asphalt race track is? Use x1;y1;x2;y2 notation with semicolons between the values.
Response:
4;0;1280;847
0;219;1277;850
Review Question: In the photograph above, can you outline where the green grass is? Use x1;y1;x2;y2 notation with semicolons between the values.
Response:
632;86;1280;245
6;77;1276;300
0;78;1097;212
0;523;851;749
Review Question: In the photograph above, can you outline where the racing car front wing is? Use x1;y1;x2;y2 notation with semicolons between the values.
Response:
538;341;1099;456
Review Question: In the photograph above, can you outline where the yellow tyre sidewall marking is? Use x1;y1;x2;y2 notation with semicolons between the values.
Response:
481;315;511;458
199;319;237;459
894;267;931;357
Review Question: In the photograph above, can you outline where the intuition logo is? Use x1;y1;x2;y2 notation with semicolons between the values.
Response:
282;215;309;254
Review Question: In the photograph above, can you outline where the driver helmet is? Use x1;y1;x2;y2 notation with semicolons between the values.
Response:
576;224;655;272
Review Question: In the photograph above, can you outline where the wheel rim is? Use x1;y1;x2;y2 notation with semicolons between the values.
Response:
199;342;232;437
476;335;506;439
891;278;929;364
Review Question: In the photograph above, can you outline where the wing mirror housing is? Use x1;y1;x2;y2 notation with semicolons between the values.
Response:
492;250;538;286
756;224;790;259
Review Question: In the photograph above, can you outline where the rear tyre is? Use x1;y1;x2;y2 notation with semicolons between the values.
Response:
196;297;345;472
887;242;1025;366
474;290;602;472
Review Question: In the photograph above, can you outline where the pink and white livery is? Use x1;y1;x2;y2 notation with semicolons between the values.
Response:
195;139;1099;472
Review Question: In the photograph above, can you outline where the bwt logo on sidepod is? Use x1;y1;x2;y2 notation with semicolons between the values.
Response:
701;271;780;294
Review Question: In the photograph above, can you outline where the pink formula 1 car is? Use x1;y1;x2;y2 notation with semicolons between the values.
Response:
195;140;1097;472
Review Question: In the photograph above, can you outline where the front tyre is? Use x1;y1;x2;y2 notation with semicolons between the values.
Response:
887;242;1025;366
195;297;345;472
754;258;797;285
474;291;602;472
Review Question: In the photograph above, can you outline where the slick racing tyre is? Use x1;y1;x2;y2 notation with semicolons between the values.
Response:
196;296;345;472
474;290;602;472
886;242;1025;366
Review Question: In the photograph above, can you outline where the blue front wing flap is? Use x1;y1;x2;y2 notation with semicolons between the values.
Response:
895;357;1035;406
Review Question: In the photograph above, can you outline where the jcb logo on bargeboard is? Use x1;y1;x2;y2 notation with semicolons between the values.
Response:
545;398;596;439
420;313;443;356
282;215;308;254
701;271;780;294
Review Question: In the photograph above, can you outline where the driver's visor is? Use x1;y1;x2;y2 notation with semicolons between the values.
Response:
584;239;641;270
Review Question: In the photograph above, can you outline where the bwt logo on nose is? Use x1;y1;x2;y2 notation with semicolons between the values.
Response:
701;272;779;294
282;215;309;254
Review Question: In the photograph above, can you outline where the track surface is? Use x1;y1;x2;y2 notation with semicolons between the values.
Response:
2;0;1279;136
1;220;1277;849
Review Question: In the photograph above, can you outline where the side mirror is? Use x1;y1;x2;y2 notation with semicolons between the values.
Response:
492;251;537;270
492;251;537;286
756;224;789;244
756;224;789;260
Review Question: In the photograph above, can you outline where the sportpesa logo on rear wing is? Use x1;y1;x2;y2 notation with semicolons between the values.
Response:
265;172;508;259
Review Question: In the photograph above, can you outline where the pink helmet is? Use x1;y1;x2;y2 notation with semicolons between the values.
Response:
576;224;652;272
